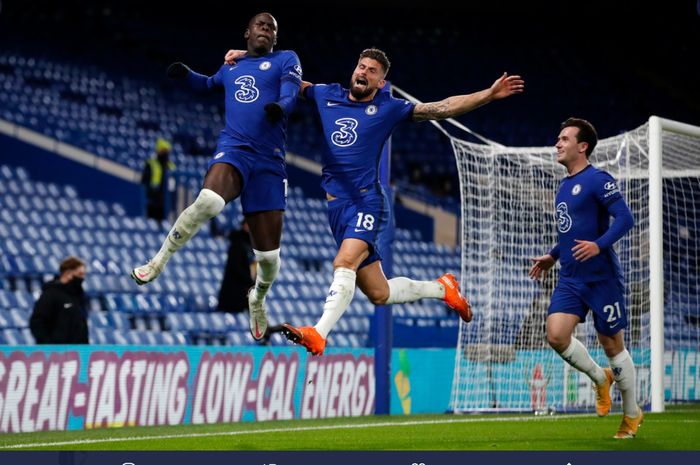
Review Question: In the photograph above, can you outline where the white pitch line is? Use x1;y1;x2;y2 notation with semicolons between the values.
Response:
2;413;698;450
0;414;593;449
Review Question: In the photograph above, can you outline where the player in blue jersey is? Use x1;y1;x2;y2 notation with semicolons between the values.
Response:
529;117;641;438
131;13;302;342
226;47;523;355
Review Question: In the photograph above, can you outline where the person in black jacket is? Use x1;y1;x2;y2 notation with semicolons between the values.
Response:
30;256;88;344
217;219;256;313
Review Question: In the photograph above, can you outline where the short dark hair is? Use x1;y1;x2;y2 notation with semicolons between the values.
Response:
59;256;85;274
249;12;274;26
359;48;391;76
561;117;598;157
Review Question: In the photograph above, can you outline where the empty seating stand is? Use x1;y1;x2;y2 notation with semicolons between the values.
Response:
0;164;473;348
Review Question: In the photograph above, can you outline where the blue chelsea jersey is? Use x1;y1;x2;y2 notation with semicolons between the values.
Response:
209;50;302;158
555;165;625;282
305;83;414;198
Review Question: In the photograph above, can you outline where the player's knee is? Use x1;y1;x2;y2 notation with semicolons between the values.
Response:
547;332;569;352
601;341;624;358
366;288;389;305
195;189;226;218
254;248;280;266
332;256;354;270
253;248;280;282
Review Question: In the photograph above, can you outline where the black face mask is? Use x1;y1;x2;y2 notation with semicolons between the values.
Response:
67;277;84;293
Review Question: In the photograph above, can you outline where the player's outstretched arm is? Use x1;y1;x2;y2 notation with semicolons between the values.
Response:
413;72;524;122
528;254;555;280
166;62;216;92
167;62;190;79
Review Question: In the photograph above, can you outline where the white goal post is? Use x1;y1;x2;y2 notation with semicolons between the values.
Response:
648;116;700;412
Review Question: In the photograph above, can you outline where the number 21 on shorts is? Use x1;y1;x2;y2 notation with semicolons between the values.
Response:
603;301;622;322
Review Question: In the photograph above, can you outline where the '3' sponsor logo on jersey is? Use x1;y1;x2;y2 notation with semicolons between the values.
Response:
234;75;259;103
556;202;572;233
331;118;358;147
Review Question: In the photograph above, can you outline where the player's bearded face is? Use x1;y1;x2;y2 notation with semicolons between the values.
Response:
349;58;385;100
349;73;374;99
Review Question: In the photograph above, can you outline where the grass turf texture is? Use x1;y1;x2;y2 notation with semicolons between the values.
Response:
1;406;698;450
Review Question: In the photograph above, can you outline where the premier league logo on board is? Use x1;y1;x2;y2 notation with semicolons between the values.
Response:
572;184;581;195
259;61;271;71
556;202;572;233
365;105;377;115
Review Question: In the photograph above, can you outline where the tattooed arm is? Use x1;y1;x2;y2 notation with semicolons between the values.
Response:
412;72;524;122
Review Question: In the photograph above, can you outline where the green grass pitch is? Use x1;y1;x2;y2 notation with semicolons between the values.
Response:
0;406;698;450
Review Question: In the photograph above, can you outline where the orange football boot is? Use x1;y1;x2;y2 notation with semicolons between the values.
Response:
281;324;326;356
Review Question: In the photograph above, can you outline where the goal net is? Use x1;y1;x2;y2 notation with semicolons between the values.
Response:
445;118;700;413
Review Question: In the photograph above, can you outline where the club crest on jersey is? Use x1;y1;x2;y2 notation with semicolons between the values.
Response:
259;61;272;71
365;105;378;115
572;184;581;195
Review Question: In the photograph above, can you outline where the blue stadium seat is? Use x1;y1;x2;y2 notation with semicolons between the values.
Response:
346;334;364;347
109;311;131;330
165;313;184;332
0;312;11;328
89;311;111;328
330;333;349;347
0;290;18;309
226;331;246;346
141;294;165;314
7;309;28;328
162;294;187;312
2;328;35;345
90;327;115;344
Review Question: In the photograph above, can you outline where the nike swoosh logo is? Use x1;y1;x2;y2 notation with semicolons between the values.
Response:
214;152;225;159
610;322;619;328
137;272;148;278
354;228;366;232
326;102;340;106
